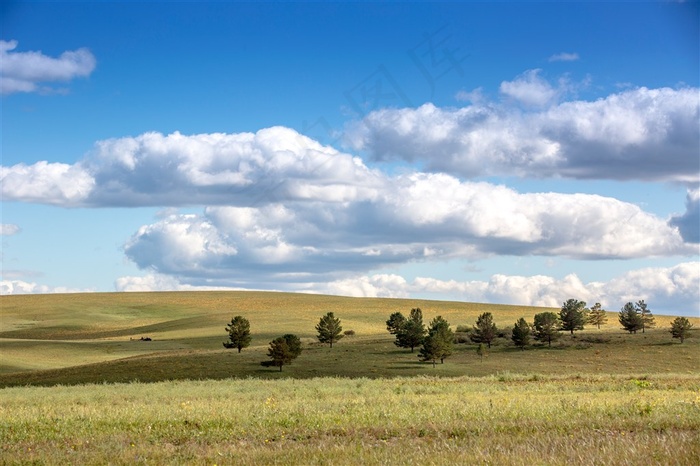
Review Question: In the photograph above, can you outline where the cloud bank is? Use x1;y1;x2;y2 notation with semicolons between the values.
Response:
0;40;96;95
347;85;699;183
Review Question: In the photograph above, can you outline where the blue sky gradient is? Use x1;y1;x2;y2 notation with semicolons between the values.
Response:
1;1;699;316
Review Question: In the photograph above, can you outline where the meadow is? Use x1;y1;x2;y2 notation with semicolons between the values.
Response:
1;291;699;464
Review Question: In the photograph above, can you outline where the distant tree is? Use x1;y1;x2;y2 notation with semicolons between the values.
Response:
533;312;560;347
422;316;454;364
267;336;299;372
587;303;608;329
386;312;407;335
511;318;531;350
635;300;655;334
619;302;643;334
282;333;302;358
396;308;427;352
418;334;443;368
470;312;498;348
222;316;252;353
316;312;344;348
670;317;693;343
476;343;486;362
559;299;587;335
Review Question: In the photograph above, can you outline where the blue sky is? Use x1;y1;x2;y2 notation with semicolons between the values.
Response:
1;1;699;316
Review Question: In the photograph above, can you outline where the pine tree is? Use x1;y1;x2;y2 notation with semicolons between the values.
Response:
222;315;252;353
670;317;693;343
533;312;560;347
315;312;344;348
282;334;302;358
267;337;293;371
386;312;406;335
511;317;531;350
587;303;608;329
428;316;454;363
418;334;443;368
396;308;427;352
559;299;586;335
470;312;497;348
635;300;655;333
619;302;643;334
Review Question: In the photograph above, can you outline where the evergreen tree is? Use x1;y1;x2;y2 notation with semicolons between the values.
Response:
396;308;427;352
470;312;498;348
587;303;608;329
282;333;302;358
670;317;693;343
386;312;407;335
266;337;296;372
222;315;252;353
619;302;643;334
418;334;443;368
559;299;586;335
315;312;344;348
511;317;531;350
533;312;560;347
428;316;454;363
635;300;655;333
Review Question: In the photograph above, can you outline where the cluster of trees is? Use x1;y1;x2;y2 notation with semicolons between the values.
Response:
223;299;694;371
386;308;455;367
222;312;346;371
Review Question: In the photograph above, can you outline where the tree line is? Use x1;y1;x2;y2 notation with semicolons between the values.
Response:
222;300;694;370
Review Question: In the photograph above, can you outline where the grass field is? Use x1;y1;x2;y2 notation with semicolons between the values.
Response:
2;374;699;465
1;291;699;464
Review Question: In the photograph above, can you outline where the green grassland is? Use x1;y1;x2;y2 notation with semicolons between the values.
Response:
1;291;698;385
1;291;699;465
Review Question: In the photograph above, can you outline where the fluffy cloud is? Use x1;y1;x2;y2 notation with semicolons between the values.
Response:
1;127;384;207
347;86;699;183
121;175;691;290
0;224;20;236
0;40;96;95
499;69;561;106
113;262;699;316
0;280;94;295
549;52;579;62
670;188;700;243
314;262;700;316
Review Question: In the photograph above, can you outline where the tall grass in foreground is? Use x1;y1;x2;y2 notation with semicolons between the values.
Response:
2;374;699;465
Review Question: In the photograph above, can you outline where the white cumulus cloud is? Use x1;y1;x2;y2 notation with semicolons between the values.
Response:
0;40;96;95
1;127;384;207
347;86;699;183
313;262;699;316
0;280;94;295
0;224;20;236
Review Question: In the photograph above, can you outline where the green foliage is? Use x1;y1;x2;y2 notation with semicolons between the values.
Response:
267;335;301;371
511;317;531;350
386;312;407;335
470;312;497;348
635;300;655;333
619;302;643;334
395;308;427;352
282;334;302;358
533;312;560;347
315;312;344;348
587;303;607;329
559;299;586;335
418;316;454;366
670;317;693;343
222;315;252;353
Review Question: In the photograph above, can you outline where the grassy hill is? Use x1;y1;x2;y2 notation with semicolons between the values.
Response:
1;291;698;387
